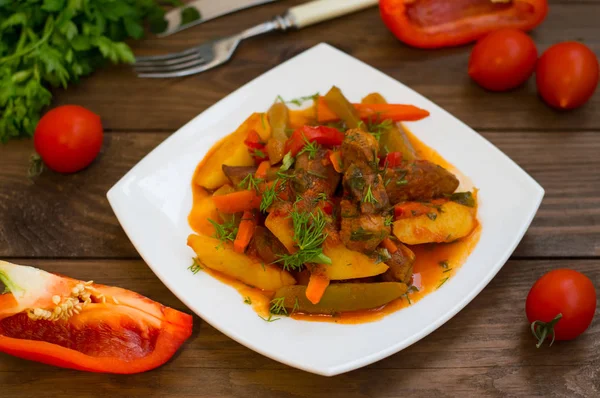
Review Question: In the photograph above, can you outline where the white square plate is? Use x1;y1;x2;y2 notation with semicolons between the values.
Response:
107;43;543;376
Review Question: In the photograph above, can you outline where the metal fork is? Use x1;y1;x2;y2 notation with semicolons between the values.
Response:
134;0;378;78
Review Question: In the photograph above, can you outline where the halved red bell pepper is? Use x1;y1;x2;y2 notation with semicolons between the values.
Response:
380;0;549;49
284;125;345;156
0;261;192;373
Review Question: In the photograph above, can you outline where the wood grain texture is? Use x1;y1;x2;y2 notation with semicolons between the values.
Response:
0;258;598;397
50;3;600;132
1;131;599;258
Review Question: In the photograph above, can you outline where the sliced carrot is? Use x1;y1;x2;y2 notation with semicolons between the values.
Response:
317;96;430;123
212;190;261;214
305;273;330;305
381;237;398;254
233;211;256;253
328;150;343;173
255;160;270;180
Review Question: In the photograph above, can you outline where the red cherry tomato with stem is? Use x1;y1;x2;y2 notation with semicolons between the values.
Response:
526;269;596;347
469;28;538;92
34;105;103;174
536;42;599;110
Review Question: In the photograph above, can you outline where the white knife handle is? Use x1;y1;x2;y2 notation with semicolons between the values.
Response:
287;0;378;29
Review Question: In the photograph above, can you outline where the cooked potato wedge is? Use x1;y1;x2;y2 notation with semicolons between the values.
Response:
265;210;296;253
322;241;389;280
188;187;221;237
194;113;271;190
187;234;295;291
392;201;477;245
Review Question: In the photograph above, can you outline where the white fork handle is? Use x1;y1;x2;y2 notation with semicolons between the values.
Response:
287;0;379;29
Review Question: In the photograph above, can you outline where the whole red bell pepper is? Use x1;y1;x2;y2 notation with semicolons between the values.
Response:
285;125;345;156
0;261;192;373
379;0;549;49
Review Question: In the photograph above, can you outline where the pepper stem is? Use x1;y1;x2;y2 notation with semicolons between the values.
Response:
530;313;563;348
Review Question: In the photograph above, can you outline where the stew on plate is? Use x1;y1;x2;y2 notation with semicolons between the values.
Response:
187;86;480;323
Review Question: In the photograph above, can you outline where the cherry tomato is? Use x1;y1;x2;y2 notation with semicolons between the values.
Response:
34;105;103;173
468;29;538;91
536;42;599;110
526;269;596;347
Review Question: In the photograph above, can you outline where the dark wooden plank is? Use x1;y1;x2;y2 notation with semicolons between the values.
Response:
1;131;599;258
0;258;598;397
50;3;600;132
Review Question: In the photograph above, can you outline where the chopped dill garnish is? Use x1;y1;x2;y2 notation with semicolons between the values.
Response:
439;260;449;269
270;297;288;315
238;173;263;191
449;192;476;207
281;152;295;171
396;179;408;186
276;92;319;106
292;297;300;313
437;277;450;289
307;170;326;179
260;262;266;271
367;119;393;141
260;183;278;213
384;215;394;227
315;192;328;202
403;293;412;305
362;185;378;204
244;296;252;305
252;148;266;159
188;257;203;274
208;218;238;244
298;137;320;160
258;314;280;322
443;268;453;273
276;208;331;271
426;212;438;221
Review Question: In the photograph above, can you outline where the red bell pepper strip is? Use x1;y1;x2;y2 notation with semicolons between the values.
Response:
379;0;549;49
284;125;345;156
0;261;192;374
317;97;430;123
382;152;403;168
244;130;265;149
212;190;261;214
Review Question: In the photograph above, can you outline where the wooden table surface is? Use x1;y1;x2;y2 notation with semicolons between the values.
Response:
1;1;599;396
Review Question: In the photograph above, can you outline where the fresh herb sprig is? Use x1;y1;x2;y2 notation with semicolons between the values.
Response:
208;218;238;245
188;257;203;274
363;185;378;204
0;0;170;142
276;93;319;107
276;208;331;271
269;297;288;315
238;174;263;192
298;137;320;160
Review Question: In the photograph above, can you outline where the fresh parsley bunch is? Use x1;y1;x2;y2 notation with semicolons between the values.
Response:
0;0;169;143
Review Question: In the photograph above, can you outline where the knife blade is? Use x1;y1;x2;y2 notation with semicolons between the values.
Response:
157;0;282;37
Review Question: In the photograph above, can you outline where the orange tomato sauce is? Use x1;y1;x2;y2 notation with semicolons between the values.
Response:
188;113;480;324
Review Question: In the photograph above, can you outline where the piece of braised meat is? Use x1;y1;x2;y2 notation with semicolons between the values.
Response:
381;242;415;284
385;160;459;203
339;200;390;253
